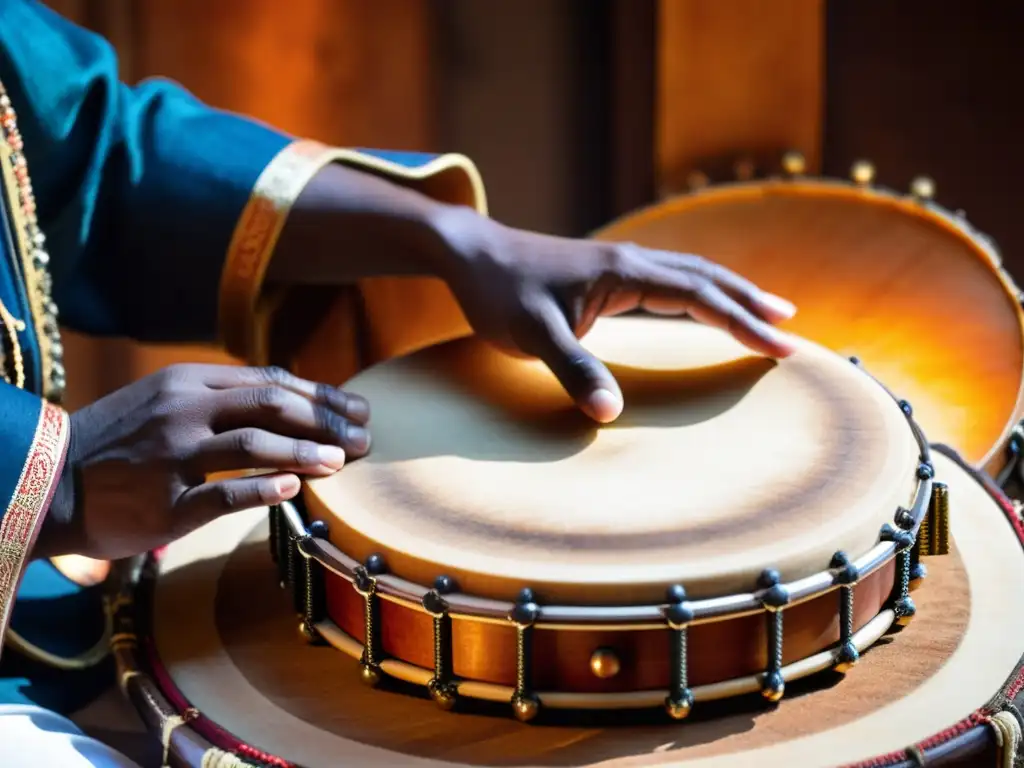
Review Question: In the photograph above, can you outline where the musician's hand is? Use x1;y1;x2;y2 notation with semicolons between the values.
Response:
437;208;797;424
38;364;369;560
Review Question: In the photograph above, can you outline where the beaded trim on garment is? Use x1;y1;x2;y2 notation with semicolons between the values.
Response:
0;77;64;402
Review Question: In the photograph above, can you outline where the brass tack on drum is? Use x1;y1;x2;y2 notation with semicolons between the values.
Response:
589;648;621;680
851;160;875;186
910;176;936;201
781;151;806;177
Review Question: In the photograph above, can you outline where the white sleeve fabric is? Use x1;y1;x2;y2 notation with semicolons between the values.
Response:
0;704;141;768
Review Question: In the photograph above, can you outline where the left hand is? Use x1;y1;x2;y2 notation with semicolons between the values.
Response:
435;208;797;424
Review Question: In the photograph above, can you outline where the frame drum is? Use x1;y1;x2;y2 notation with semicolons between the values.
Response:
593;161;1024;485
111;447;1024;767
110;163;1024;766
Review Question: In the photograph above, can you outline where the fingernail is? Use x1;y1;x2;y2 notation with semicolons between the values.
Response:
317;445;346;469
345;425;371;455
588;388;623;423
770;329;800;357
761;293;797;320
276;475;301;498
343;394;370;423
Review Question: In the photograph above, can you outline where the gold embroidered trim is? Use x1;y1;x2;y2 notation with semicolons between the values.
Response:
218;140;487;364
0;402;69;652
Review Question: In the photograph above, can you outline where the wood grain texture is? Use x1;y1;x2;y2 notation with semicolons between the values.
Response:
656;0;824;195
51;0;437;401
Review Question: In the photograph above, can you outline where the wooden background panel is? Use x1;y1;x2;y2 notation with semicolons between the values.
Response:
656;0;825;194
824;1;1024;278
48;0;437;409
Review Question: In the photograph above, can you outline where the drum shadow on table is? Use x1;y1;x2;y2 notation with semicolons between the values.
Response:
139;516;968;768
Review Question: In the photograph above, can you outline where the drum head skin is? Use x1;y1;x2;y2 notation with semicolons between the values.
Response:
304;317;920;603
593;181;1024;476
145;450;1024;767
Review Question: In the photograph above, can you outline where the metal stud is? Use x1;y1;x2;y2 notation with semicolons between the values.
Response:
851;160;875;186
781;151;806;177
589;648;621;680
910;176;935;201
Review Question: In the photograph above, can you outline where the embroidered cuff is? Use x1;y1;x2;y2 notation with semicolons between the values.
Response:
218;140;488;364
0;401;70;653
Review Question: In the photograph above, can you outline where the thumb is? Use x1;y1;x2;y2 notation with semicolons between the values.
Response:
519;301;624;423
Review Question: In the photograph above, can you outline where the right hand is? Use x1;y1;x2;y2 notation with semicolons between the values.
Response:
39;364;370;561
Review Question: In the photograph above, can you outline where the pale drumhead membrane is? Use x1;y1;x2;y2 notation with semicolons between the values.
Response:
305;316;921;603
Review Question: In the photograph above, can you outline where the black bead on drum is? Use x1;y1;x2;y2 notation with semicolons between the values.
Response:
433;574;457;595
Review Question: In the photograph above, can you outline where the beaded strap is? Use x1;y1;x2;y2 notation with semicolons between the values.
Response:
0;78;63;401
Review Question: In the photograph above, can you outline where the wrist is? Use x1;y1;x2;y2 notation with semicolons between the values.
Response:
33;419;82;559
426;202;505;285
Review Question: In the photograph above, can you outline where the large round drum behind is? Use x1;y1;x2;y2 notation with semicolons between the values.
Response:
593;174;1024;481
113;449;1024;767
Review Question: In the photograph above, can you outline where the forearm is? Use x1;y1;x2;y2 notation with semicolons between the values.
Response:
266;161;460;287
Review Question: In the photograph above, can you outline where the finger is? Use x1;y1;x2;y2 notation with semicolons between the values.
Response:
514;300;624;424
649;251;796;323
198;365;370;425
191;429;346;476
177;473;301;532
629;265;798;358
211;387;371;458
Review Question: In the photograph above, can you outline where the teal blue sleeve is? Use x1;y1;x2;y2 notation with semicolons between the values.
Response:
0;0;291;342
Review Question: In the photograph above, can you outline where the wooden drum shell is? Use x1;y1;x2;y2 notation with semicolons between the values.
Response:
323;560;894;693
